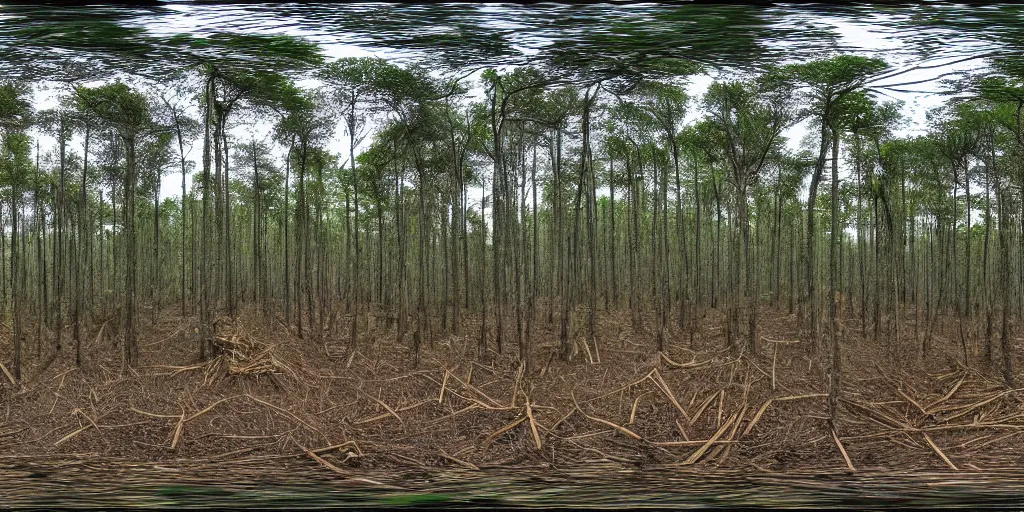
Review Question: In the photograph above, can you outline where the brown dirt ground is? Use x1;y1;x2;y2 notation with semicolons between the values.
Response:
1;303;1023;480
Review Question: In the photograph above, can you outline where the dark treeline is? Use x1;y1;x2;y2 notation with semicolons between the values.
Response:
1;54;1023;425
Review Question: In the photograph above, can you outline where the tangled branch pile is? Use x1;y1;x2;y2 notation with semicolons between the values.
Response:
209;318;295;381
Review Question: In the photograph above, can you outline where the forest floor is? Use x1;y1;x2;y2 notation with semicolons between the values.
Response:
1;303;1023;488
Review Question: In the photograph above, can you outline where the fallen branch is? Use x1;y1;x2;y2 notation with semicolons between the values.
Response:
438;370;450;404
170;412;186;451
545;408;576;437
682;412;737;465
310;440;363;457
896;386;929;418
832;428;856;472
446;371;503;408
688;392;718;426
659;352;711;369
743;399;774;437
628;392;652;425
245;394;326;441
186;396;242;423
354;400;432;426
940;390;1018;423
357;389;403;425
91;317;112;347
525;400;542;450
650;369;691;422
439;449;479;471
294;439;391;487
761;336;801;344
480;416;526;451
925;373;967;413
652;439;739;447
54;425;91;447
580;410;643;441
923;433;958;470
0;361;15;386
714;405;747;462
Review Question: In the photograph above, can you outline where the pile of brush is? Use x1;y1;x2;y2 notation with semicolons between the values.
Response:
211;318;293;380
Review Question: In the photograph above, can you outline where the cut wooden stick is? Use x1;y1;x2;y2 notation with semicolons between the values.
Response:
0;361;16;386
941;391;1016;423
628;392;651;425
91;318;111;348
440;449;480;471
170;412;186;451
438;370;450;404
54;425;91;447
525;401;542;450
545;408;576;437
659;352;710;369
481;416;526;451
185;396;241;423
923;433;958;470
445;389;516;411
723;406;747;443
245;394;325;440
682;412;737;465
650;369;690;422
925;373;967;413
970;430;1024;450
775;393;827;402
652;439;738;447
447;371;503;408
689;392;718;426
771;344;778;391
761;336;801;344
676;419;690;442
832;428;856;472
581;369;655;404
511;362;525;408
896;386;929;417
311;441;363;456
742;399;774;437
713;405;748;463
357;389;403;425
296;440;348;476
716;390;726;427
580;410;643;440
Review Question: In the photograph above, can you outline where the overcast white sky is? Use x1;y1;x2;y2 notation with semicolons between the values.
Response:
25;8;991;214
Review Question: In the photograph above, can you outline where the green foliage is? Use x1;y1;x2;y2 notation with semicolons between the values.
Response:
0;131;33;192
75;82;152;141
783;55;889;96
702;76;793;189
0;82;34;133
780;56;889;121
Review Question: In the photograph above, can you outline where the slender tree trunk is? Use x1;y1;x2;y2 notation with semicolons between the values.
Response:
349;106;361;352
200;73;215;360
584;91;598;361
806;107;831;350
984;142;994;363
10;183;21;382
997;175;1014;386
123;138;138;370
827;125;842;425
222;125;235;319
609;156;618;308
479;184;488;361
283;143;292;330
75;124;90;366
56;126;66;354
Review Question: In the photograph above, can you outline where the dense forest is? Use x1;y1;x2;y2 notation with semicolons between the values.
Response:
5;55;1023;396
2;6;1024;480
